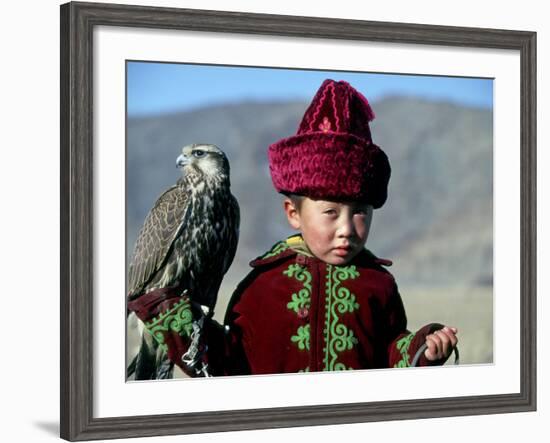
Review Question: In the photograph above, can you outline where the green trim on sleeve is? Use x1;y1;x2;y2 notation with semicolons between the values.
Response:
144;297;193;352
393;332;415;368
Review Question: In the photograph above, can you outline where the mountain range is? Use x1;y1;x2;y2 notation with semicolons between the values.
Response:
126;97;493;292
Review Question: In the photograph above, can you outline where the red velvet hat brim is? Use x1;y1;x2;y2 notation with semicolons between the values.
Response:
268;131;391;209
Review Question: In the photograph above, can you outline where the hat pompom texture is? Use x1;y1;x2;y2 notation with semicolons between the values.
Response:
268;79;391;209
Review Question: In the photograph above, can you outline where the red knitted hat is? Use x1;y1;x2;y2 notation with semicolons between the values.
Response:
268;79;390;208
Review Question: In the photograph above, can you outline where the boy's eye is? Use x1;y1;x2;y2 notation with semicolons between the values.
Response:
353;205;371;216
324;209;337;215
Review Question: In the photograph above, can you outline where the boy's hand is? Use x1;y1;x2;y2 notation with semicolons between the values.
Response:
424;326;458;362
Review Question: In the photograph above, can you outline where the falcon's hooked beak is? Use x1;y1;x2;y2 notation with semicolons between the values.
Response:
176;154;189;169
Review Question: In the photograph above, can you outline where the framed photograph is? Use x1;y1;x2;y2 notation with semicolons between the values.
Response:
60;1;536;440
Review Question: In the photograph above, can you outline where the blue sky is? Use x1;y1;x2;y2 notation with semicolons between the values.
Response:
127;61;493;117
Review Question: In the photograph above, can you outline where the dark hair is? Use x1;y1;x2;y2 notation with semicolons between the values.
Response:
282;192;305;211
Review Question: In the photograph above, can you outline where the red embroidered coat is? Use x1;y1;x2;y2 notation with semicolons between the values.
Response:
128;236;447;376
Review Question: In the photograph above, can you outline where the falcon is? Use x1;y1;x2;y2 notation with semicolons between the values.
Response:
127;143;240;379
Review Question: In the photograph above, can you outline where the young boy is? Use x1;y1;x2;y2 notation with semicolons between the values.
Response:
128;79;457;377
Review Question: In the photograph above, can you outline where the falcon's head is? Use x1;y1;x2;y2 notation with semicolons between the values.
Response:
176;144;230;182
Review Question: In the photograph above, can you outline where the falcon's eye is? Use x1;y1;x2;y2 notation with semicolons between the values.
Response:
193;150;206;158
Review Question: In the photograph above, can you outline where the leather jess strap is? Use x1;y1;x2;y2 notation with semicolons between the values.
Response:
410;324;460;367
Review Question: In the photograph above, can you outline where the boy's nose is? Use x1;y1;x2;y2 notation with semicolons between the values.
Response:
337;217;356;237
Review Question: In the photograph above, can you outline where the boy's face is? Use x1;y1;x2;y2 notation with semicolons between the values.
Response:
284;197;373;265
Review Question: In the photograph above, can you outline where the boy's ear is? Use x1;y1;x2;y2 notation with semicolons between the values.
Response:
283;198;301;230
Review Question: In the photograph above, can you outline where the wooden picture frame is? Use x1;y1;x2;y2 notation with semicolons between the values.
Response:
60;1;536;440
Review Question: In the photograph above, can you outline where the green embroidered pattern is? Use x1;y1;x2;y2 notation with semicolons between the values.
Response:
285;263;313;313
323;265;360;371
393;333;415;368
291;325;311;350
144;297;193;352
261;241;290;260
284;263;312;371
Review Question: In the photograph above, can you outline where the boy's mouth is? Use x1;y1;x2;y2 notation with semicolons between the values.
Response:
333;245;352;256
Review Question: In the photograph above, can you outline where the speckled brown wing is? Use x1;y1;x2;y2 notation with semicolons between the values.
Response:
127;184;190;298
223;193;240;275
